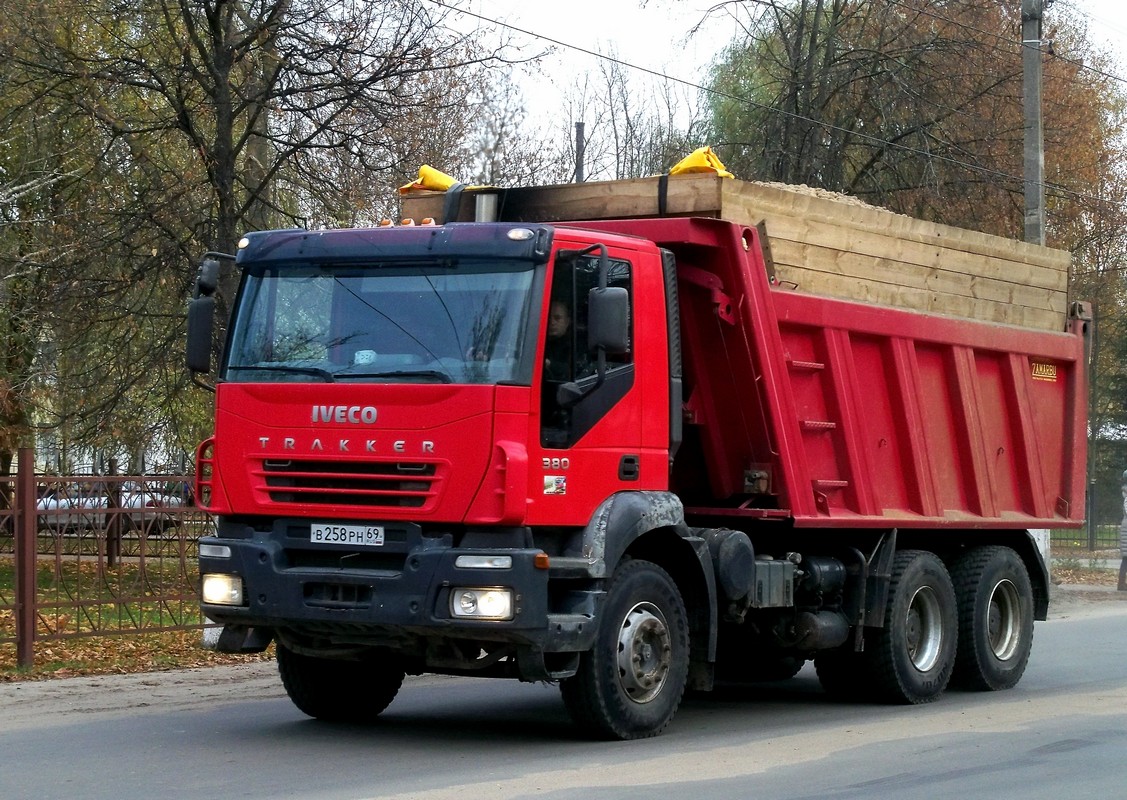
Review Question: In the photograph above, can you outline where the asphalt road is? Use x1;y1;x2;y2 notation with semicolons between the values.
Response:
2;587;1125;800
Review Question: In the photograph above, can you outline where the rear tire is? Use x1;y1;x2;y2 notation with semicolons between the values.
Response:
950;545;1034;691
864;549;957;704
277;644;404;722
560;559;689;740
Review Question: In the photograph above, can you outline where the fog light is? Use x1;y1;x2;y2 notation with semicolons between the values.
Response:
199;543;232;558
201;573;244;606
450;588;513;620
455;555;512;569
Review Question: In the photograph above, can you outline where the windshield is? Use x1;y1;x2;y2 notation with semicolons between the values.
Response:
224;259;536;385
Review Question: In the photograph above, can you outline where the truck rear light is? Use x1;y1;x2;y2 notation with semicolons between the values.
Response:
454;555;513;569
201;574;244;606
450;588;513;620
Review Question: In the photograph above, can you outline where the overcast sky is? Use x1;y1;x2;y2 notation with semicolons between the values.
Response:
452;0;1126;179
465;0;1126;92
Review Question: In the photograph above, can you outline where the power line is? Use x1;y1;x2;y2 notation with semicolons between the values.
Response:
880;0;1127;87
426;0;1121;209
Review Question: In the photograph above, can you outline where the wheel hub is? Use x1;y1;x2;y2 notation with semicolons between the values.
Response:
616;602;672;704
905;586;943;672
986;579;1020;660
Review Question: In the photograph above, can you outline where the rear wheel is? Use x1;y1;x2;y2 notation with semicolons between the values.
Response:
560;559;689;740
277;644;404;722
865;549;957;704
950;545;1034;691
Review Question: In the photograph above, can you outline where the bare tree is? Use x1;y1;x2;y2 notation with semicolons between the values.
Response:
0;0;505;468
463;68;573;187
550;53;706;183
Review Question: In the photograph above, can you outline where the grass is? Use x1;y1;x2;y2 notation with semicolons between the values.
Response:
0;550;274;681
1;557;200;636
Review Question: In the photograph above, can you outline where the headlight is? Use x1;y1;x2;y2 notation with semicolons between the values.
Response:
450;588;513;620
201;573;244;606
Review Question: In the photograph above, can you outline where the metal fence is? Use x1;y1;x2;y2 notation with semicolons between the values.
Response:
1050;525;1120;552
0;449;210;668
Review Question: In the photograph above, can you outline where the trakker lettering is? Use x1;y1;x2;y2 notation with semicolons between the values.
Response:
311;405;378;424
258;437;434;453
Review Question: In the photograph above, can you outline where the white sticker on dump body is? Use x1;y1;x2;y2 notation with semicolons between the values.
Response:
310;523;385;547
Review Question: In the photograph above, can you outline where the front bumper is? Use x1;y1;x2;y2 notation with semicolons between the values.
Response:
198;517;601;667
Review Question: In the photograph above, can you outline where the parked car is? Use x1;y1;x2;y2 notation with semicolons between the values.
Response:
36;480;186;534
120;483;187;534
36;482;108;531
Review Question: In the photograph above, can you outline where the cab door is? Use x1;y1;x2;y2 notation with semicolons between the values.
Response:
527;240;670;526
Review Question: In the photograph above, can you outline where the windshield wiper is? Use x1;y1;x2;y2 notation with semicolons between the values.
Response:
338;369;453;384
228;364;336;382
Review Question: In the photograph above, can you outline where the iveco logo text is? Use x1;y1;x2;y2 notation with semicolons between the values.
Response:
312;405;378;424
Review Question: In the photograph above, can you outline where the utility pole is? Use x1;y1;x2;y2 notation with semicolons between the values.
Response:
1022;0;1046;245
575;122;586;183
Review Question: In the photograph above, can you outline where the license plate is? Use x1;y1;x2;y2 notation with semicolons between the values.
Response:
310;523;385;547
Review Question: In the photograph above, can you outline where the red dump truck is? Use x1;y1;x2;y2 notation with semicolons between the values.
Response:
187;191;1088;739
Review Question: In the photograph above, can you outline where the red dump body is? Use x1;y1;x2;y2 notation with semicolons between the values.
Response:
578;217;1087;531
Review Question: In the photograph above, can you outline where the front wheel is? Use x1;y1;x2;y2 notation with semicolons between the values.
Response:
277;644;405;722
950;546;1034;691
865;549;957;704
560;559;690;740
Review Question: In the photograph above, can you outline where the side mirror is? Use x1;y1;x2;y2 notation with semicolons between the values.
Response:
195;256;221;298
186;295;215;374
187;251;234;389
587;286;630;355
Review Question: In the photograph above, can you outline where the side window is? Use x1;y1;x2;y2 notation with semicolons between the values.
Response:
602;259;633;369
541;254;634;448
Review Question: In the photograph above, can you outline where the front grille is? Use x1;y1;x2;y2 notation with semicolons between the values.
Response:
256;459;439;508
303;582;373;609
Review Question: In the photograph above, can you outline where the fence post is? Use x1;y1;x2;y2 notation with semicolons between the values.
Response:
1087;478;1097;551
15;447;36;669
106;458;120;568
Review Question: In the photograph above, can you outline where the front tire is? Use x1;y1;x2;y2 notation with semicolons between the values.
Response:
865;549;957;704
277;644;404;722
950;545;1034;691
560;559;690;739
